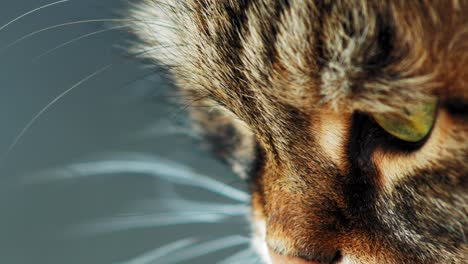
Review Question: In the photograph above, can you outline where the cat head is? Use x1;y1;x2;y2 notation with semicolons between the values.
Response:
129;1;467;263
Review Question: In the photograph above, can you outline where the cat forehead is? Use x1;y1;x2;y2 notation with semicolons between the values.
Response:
317;0;468;112
129;0;468;114
255;0;468;112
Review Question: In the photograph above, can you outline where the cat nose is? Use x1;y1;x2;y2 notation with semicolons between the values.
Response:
269;248;322;264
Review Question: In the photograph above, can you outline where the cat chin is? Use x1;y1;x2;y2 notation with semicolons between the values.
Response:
252;219;272;264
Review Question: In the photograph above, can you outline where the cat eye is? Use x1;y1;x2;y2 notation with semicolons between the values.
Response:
372;98;438;142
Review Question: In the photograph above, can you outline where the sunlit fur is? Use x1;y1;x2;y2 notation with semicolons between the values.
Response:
128;1;468;263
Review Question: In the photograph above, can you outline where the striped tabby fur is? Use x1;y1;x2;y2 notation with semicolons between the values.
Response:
128;1;468;263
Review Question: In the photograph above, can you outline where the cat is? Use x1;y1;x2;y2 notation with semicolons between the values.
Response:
126;0;468;263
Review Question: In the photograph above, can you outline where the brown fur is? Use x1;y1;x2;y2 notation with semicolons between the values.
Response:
128;1;468;263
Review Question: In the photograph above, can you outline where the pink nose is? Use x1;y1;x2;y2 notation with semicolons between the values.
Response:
269;248;321;264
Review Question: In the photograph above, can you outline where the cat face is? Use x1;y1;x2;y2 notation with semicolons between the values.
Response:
129;0;467;263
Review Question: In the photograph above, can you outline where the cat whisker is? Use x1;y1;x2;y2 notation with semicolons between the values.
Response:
162;235;249;264
28;153;250;202
0;0;71;32
127;44;186;63
0;19;174;54
2;43;173;163
218;247;256;264
120;238;197;264
32;25;131;61
128;199;250;217
73;212;237;236
3;63;114;161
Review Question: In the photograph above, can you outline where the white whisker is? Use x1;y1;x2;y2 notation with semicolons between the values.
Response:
131;199;249;217
1;19;126;53
30;153;249;202
0;18;172;53
0;0;71;32
74;213;231;235
120;238;197;264
163;235;249;264
218;248;256;264
4;63;114;159
33;25;131;61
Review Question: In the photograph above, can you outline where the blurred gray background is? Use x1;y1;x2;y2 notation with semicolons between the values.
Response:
0;1;250;263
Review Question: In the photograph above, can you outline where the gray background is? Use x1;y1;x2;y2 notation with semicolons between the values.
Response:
0;0;250;263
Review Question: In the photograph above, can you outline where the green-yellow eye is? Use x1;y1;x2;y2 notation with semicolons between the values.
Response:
372;98;438;142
